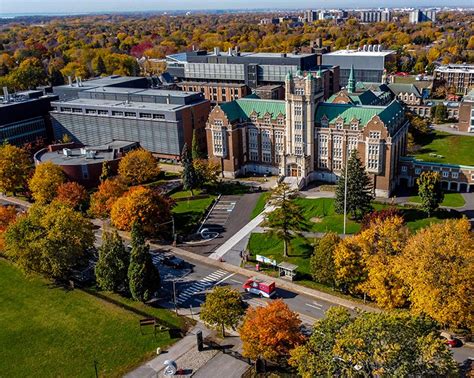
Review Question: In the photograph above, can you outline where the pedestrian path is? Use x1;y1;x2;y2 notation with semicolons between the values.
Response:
176;269;229;304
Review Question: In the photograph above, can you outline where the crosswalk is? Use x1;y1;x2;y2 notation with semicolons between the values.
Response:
175;270;229;305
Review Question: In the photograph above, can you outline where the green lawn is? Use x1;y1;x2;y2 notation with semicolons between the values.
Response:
170;189;204;199
248;233;314;277
293;197;459;234
0;260;184;378
411;130;474;166
250;192;270;219
172;195;216;234
409;192;465;208
294;197;362;234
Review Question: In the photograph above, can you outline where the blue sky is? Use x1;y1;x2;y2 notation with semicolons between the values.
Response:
1;0;465;15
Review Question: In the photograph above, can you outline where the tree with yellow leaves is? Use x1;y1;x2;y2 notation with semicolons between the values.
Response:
398;218;474;330
28;162;65;204
118;148;160;185
333;237;365;295
0;205;17;252
240;300;304;363
0;143;32;196
357;215;409;309
110;186;173;235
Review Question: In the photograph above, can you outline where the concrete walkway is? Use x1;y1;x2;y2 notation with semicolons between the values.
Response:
432;124;474;136
208;205;275;261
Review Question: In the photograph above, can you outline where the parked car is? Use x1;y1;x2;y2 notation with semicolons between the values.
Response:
440;332;463;348
162;255;186;269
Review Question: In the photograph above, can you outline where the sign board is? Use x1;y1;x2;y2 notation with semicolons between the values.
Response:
256;255;277;267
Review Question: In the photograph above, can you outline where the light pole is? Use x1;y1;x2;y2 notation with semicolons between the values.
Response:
172;279;178;315
343;152;349;235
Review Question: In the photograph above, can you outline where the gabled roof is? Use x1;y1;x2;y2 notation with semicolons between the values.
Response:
219;98;286;123
315;100;404;128
328;89;380;106
388;83;422;98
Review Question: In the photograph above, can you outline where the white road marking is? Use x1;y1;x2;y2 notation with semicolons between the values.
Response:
214;273;236;286
231;279;243;284
305;303;323;310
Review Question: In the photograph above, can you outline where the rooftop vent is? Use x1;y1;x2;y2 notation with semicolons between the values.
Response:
63;148;72;157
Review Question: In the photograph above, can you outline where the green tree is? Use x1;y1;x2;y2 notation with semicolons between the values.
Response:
417;171;444;216
434;104;448;123
128;222;161;302
0;143;32;195
265;183;306;257
95;229;129;292
335;150;373;220
180;143;197;196
9;57;47;90
95;56;106;75
3;202;94;280
290;307;458;377
191;129;202;159
200;286;246;337
310;232;340;287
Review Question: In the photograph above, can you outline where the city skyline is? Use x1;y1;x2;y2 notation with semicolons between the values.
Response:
2;0;472;16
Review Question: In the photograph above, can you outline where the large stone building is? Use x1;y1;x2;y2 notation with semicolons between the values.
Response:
206;70;408;197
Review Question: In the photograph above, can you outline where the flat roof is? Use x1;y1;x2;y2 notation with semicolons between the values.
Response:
177;81;247;87
83;87;198;97
52;98;187;111
324;49;395;57
435;64;474;73
37;141;137;166
54;75;145;90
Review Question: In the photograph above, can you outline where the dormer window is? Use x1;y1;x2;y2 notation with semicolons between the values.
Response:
265;116;271;125
277;117;285;125
336;121;343;130
214;119;224;127
321;118;328;128
250;114;258;122
350;121;359;130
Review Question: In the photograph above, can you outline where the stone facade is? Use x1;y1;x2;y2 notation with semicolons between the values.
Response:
177;82;250;104
458;90;474;133
206;72;408;197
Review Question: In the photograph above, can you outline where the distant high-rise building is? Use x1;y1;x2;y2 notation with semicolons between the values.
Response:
304;10;318;22
359;9;391;23
409;9;437;24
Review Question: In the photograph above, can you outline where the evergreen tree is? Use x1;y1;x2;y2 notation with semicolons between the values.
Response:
335;150;373;221
95;230;129;292
96;56;106;75
417;171;444;216
49;67;64;86
191;129;202;159
181;143;197;196
128;222;161;302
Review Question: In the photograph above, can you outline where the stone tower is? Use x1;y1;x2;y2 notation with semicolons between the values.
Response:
281;71;317;183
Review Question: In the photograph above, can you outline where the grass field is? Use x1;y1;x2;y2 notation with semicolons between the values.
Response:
0;260;184;378
409;192;465;208
172;194;216;234
411;130;474;166
250;192;270;219
170;189;204;199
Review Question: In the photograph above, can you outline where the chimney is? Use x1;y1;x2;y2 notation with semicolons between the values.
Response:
166;94;170;104
68;76;73;87
228;47;233;56
2;86;9;103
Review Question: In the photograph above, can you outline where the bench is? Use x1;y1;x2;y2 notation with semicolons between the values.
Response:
139;318;168;335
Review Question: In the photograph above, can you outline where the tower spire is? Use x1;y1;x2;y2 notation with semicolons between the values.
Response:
348;64;356;94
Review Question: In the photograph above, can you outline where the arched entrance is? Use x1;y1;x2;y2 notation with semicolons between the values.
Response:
287;163;301;177
459;183;467;192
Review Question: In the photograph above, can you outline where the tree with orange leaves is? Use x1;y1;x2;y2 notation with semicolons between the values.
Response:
239;299;304;363
89;177;128;218
0;205;17;252
55;182;88;210
110;186;173;235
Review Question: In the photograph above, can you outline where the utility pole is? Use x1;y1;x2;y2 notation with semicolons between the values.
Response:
343;151;349;235
172;216;177;247
172;280;178;315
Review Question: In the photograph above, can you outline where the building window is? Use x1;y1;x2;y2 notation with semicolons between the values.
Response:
98;110;108;115
61;107;72;112
124;112;136;117
321;118;328;128
369;131;381;139
213;130;226;156
261;130;271;151
251;115;258;122
294;105;303;116
295;146;303;155
139;113;152;118
153;114;165;119
336;121;343;130
348;136;358;152
367;144;380;171
442;171;449;178
249;128;259;150
72;108;82;113
112;111;123;116
415;168;421;175
452;172;459;179
277;118;285;125
295;88;305;96
275;131;284;152
262;152;272;163
350;122;358;130
85;109;97;114
401;166;408;173
81;165;89;180
214;119;224;127
295;134;302;144
265;117;271;125
294;121;303;130
333;160;342;170
250;150;259;161
318;158;328;168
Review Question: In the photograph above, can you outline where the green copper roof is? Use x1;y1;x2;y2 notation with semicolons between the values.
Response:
220;98;286;123
315;100;404;127
327;89;379;106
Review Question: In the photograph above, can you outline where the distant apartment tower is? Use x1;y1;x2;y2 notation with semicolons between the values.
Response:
433;64;474;96
359;9;391;23
409;9;437;24
304;10;318;22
